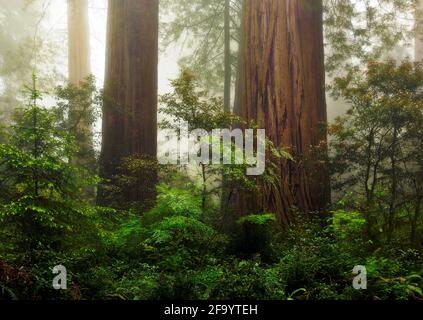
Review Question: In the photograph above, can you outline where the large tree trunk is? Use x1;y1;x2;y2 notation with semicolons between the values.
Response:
236;0;330;226
99;0;159;209
68;0;91;85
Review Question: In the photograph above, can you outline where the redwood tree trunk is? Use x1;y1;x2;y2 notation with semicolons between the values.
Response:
68;0;91;85
99;0;158;208
236;0;330;226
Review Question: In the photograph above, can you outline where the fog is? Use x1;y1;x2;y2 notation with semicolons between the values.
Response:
1;0;423;302
0;0;420;124
43;0;181;94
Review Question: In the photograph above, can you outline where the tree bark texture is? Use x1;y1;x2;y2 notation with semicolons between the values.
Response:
99;0;159;208
236;0;330;226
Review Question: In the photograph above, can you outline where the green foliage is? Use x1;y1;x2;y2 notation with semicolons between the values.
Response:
55;75;101;172
159;71;293;233
1;4;423;299
160;0;241;93
363;252;423;300
330;60;423;244
0;77;103;299
161;0;417;92
147;184;203;220
0;0;63;126
192;259;287;300
330;210;366;240
324;0;417;76
234;213;279;260
237;214;276;226
0;80;92;254
99;154;159;210
274;218;423;300
160;70;242;210
160;69;240;132
142;186;227;271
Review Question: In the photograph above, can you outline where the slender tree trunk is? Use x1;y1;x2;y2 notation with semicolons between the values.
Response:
68;0;96;201
236;0;330;226
411;196;422;244
222;0;245;224
32;75;39;198
412;1;423;243
99;0;159;208
67;1;93;153
387;124;399;242
224;0;232;112
68;0;91;85
233;0;245;119
416;0;423;62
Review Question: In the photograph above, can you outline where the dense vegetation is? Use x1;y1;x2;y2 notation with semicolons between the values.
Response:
0;62;422;300
0;0;422;302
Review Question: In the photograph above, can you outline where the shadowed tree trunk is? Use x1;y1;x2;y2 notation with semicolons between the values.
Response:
235;0;330;227
99;0;159;209
67;0;96;200
410;0;423;243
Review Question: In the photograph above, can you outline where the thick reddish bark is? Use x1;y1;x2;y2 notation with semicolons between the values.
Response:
236;0;330;226
99;0;158;208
